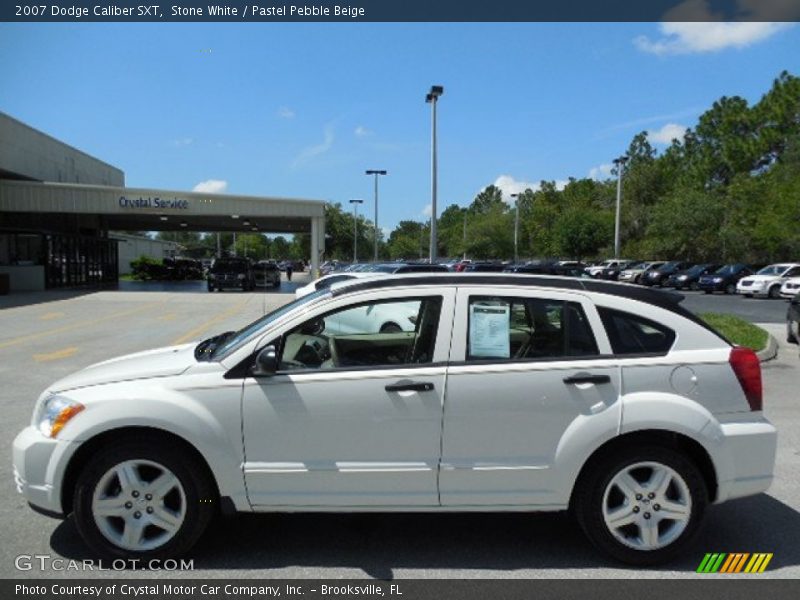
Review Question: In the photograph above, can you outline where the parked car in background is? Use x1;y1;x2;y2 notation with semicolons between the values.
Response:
787;291;800;344
371;263;450;274
665;263;721;291
779;276;800;300
698;264;756;295
618;261;665;285
642;261;694;287
463;262;507;273
252;261;281;288
13;273;776;565
320;260;350;276
207;257;254;292
585;259;634;278
599;260;639;281
453;260;472;272
737;263;800;299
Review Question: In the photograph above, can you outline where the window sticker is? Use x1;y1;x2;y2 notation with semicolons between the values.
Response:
469;303;510;358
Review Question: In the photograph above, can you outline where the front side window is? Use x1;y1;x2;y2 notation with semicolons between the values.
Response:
466;296;599;362
597;307;676;355
279;296;443;371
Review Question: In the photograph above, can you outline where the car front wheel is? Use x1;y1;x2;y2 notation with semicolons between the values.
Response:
73;439;215;560
768;285;781;299
574;445;707;565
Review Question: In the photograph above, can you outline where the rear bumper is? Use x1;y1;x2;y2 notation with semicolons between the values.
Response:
711;417;777;503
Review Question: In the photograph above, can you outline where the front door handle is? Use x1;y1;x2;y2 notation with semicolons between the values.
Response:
563;374;611;385
385;381;434;392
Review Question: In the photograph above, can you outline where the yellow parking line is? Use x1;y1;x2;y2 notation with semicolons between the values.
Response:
34;346;79;362
0;301;165;351
172;298;250;345
39;312;65;321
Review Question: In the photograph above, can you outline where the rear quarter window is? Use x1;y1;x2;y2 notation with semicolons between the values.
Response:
597;307;676;356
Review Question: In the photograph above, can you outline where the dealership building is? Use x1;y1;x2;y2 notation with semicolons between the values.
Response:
0;112;326;291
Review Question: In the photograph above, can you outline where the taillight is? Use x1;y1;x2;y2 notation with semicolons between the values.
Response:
729;346;763;411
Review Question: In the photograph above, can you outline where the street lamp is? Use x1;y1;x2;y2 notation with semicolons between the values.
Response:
349;199;364;263
425;85;444;263
365;169;387;262
613;155;629;259
510;193;520;264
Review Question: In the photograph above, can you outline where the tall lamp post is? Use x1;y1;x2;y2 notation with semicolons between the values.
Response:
613;155;629;259
425;85;444;263
510;193;520;264
349;199;363;263
365;169;387;262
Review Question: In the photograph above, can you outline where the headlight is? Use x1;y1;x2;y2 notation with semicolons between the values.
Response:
678;275;688;280
237;273;246;280
36;395;84;438
713;277;723;283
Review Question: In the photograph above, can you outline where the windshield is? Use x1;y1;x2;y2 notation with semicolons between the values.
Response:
212;260;248;273
204;288;329;360
685;264;708;275
757;265;790;276
715;264;738;275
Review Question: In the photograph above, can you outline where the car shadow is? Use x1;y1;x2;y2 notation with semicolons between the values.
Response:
0;288;102;310
50;493;800;578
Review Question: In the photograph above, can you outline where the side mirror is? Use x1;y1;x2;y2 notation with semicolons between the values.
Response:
252;345;278;376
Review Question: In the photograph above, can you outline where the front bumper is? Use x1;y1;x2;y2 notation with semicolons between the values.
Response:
737;282;766;295
712;417;777;503
12;426;79;517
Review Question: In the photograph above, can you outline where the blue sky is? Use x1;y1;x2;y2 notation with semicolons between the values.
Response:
1;22;798;234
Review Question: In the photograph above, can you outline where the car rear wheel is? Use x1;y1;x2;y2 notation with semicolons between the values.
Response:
380;322;402;333
725;284;735;295
574;446;707;565
73;439;215;560
690;282;699;291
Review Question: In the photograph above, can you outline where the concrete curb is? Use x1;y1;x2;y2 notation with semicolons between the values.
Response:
757;332;778;363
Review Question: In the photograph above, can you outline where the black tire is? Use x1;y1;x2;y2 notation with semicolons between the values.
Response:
690;282;699;291
573;445;707;566
703;290;712;294
207;285;214;292
768;285;780;299
725;283;735;295
380;322;402;333
73;437;216;561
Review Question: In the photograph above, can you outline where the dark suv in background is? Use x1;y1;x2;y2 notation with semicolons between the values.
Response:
642;261;694;287
666;263;721;291
698;263;757;295
207;257;255;292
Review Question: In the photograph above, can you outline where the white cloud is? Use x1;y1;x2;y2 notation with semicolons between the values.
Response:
493;175;538;203
381;227;392;239
589;163;614;180
354;125;373;138
277;107;295;119
292;124;335;168
172;137;193;147
647;123;688;145
192;179;228;194
635;20;791;56
422;204;432;218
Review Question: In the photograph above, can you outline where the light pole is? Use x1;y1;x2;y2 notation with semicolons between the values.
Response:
510;193;520;264
365;169;387;262
425;85;444;263
613;155;629;259
462;209;467;260
349;199;363;263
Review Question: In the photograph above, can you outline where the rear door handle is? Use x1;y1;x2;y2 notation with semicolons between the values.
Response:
385;381;434;392
563;374;611;385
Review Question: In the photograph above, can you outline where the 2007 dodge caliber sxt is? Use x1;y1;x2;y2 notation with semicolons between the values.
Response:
13;273;777;564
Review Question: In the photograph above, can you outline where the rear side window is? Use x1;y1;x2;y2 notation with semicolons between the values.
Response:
597;307;675;355
466;296;599;361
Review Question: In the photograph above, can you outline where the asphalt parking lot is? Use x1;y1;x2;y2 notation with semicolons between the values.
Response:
0;279;797;579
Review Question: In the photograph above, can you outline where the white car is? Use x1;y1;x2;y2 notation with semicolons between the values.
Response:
736;263;800;298
13;273;776;565
780;277;800;300
585;259;633;278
